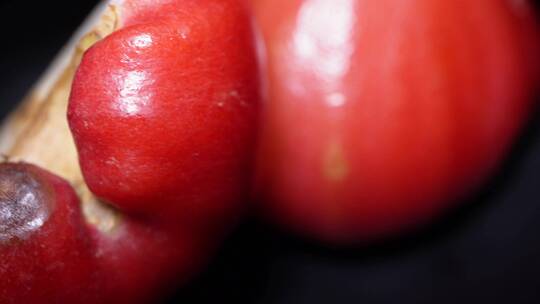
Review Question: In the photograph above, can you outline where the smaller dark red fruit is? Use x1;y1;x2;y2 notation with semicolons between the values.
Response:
0;163;96;303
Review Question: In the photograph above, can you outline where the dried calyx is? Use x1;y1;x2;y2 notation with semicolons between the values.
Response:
0;1;257;302
0;164;52;243
0;3;120;234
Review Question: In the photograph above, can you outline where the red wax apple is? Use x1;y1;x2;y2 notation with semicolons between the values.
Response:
2;0;258;302
68;0;259;231
251;0;540;243
0;163;96;303
89;213;215;303
0;162;213;303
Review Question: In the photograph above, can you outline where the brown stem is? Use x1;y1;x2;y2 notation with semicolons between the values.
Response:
0;1;121;233
0;3;222;302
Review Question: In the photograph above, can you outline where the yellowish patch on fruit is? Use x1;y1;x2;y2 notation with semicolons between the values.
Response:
323;140;348;182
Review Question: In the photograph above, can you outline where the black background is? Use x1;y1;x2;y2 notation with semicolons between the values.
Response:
1;1;540;303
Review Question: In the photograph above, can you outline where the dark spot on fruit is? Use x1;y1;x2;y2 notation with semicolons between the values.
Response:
0;164;52;243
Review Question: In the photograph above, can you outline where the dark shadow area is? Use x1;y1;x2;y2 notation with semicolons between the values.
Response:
167;102;540;304
0;0;98;114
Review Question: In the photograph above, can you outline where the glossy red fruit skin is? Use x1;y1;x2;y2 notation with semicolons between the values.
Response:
252;0;540;243
68;0;259;231
90;218;215;304
0;163;97;304
0;163;211;304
